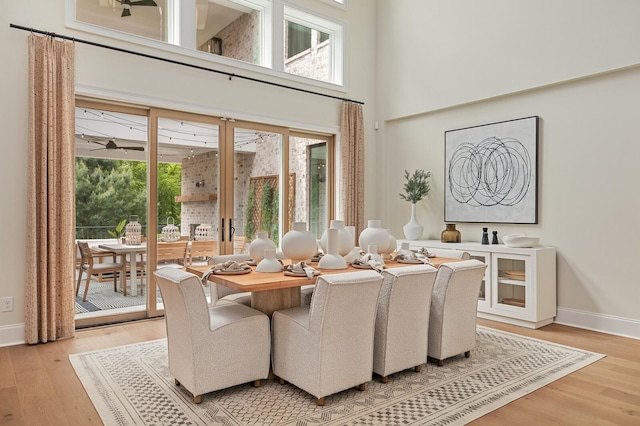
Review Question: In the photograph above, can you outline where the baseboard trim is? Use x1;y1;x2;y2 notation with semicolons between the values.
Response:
0;323;25;347
555;307;640;340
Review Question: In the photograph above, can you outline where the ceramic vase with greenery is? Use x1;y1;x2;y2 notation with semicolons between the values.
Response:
400;169;431;240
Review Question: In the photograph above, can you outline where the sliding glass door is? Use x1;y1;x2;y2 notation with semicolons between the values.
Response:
74;100;335;326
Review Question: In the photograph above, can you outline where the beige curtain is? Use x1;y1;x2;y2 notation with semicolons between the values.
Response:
340;101;365;237
25;34;76;344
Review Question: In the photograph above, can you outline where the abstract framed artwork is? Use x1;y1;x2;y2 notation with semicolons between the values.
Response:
444;116;539;224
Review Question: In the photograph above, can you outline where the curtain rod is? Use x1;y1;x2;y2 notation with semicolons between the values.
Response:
10;23;364;105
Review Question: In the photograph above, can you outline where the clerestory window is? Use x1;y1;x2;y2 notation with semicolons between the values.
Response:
69;0;344;87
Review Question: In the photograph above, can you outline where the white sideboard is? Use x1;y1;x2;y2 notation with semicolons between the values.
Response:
397;239;556;329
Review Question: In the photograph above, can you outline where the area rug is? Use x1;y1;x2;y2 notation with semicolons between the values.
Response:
69;326;604;425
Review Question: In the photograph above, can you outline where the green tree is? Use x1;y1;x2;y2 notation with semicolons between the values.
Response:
75;157;182;239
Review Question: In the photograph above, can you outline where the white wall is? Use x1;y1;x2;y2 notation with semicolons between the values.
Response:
0;0;378;345
376;0;640;338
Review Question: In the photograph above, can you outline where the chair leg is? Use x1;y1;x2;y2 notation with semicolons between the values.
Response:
253;380;261;388
465;350;471;358
380;376;388;383
414;365;422;373
437;359;444;367
317;397;325;406
357;383;366;391
82;268;92;302
278;378;286;385
76;268;83;296
174;378;180;386
193;394;202;404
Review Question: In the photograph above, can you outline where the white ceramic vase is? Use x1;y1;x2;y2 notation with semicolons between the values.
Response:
343;246;362;263
249;232;277;263
403;203;423;240
381;229;397;259
359;220;390;254
318;229;348;270
319;220;354;256
366;244;384;264
281;221;317;262
396;242;412;257
256;248;283;273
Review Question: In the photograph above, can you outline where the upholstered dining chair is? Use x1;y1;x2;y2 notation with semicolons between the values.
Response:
154;268;271;404
424;248;471;259
428;259;487;366
207;253;254;305
373;264;438;382
271;270;384;406
76;241;127;301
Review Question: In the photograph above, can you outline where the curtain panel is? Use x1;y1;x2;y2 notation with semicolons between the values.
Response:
25;34;76;344
339;102;365;237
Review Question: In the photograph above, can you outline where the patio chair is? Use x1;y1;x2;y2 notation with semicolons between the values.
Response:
76;241;127;301
157;240;189;269
188;240;218;266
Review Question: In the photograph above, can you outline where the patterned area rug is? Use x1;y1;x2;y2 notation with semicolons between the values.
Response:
70;326;604;425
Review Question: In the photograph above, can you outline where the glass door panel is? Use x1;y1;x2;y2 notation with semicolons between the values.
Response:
289;133;332;240
495;256;527;309
74;103;149;326
154;113;221;309
229;124;286;254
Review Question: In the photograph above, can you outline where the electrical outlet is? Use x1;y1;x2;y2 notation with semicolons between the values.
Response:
1;297;13;312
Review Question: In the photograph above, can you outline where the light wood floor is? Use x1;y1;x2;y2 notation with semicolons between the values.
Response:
0;318;638;425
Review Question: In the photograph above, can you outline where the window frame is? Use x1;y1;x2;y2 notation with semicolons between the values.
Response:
66;0;345;89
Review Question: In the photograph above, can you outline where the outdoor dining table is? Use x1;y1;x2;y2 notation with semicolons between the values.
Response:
187;257;462;316
99;242;147;297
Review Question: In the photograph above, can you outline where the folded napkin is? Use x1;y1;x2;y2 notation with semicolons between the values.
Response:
417;247;436;258
284;261;318;278
201;260;251;285
393;250;434;266
351;254;385;273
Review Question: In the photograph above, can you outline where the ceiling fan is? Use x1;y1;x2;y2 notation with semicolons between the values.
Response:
116;0;158;18
90;139;145;152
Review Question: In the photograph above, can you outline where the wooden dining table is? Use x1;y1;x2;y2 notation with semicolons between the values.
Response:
187;257;461;316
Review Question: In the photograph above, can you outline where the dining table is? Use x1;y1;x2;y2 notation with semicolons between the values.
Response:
99;242;148;296
187;256;462;316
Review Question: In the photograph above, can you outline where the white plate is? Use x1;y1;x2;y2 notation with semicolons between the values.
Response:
213;268;252;275
284;270;320;277
397;258;423;264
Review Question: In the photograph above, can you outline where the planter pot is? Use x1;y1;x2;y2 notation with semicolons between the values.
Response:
403;203;423;240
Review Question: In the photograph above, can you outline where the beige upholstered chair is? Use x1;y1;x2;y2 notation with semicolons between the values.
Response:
428;259;487;366
207;253;254;305
373;264;438;382
272;270;383;406
76;241;127;301
425;248;471;259
154;268;271;404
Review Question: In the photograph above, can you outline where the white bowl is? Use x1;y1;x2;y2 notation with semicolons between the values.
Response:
502;234;540;248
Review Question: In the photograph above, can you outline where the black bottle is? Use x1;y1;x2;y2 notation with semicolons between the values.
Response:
492;231;499;244
481;227;489;245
